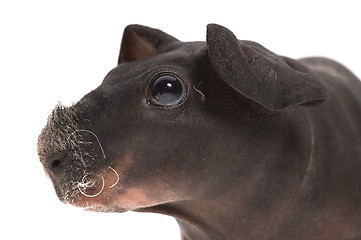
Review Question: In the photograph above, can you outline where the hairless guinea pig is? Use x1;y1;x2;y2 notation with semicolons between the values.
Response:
37;24;361;240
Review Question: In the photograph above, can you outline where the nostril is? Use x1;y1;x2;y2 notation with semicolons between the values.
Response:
51;159;63;169
47;151;67;170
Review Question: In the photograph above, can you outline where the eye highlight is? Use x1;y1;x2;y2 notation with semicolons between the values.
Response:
148;74;186;107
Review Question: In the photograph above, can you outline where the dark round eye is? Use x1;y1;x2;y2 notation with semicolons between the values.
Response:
149;74;186;106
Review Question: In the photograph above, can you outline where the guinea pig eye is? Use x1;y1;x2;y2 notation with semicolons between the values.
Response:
149;74;186;107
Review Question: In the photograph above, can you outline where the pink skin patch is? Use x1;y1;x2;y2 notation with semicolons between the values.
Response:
70;153;179;212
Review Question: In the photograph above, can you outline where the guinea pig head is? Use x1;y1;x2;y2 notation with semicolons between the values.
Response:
37;24;327;213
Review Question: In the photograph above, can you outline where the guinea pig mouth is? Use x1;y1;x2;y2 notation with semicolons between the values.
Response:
65;166;141;213
74;166;120;199
49;165;121;207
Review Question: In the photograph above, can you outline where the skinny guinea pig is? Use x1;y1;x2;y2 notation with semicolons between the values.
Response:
37;24;361;240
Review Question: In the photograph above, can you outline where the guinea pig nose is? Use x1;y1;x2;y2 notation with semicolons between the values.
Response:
47;151;67;170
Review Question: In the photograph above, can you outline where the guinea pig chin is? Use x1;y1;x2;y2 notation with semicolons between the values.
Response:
71;172;180;213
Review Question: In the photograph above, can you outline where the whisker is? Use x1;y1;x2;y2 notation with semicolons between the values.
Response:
78;176;105;198
193;82;205;98
74;130;107;159
108;166;120;189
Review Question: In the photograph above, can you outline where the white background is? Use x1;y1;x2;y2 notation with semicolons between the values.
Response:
1;0;360;239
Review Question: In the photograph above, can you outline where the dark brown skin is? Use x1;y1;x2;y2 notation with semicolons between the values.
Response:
37;24;361;240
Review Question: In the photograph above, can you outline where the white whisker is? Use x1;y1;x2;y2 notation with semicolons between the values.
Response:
193;82;205;97
108;166;120;189
75;130;107;159
78;176;105;198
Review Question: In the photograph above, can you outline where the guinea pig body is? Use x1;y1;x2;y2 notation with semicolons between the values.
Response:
38;24;361;240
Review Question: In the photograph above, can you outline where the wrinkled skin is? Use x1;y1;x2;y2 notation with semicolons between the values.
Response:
38;24;361;240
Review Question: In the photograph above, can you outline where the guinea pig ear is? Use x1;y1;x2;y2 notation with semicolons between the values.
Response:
206;24;328;111
118;24;179;64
